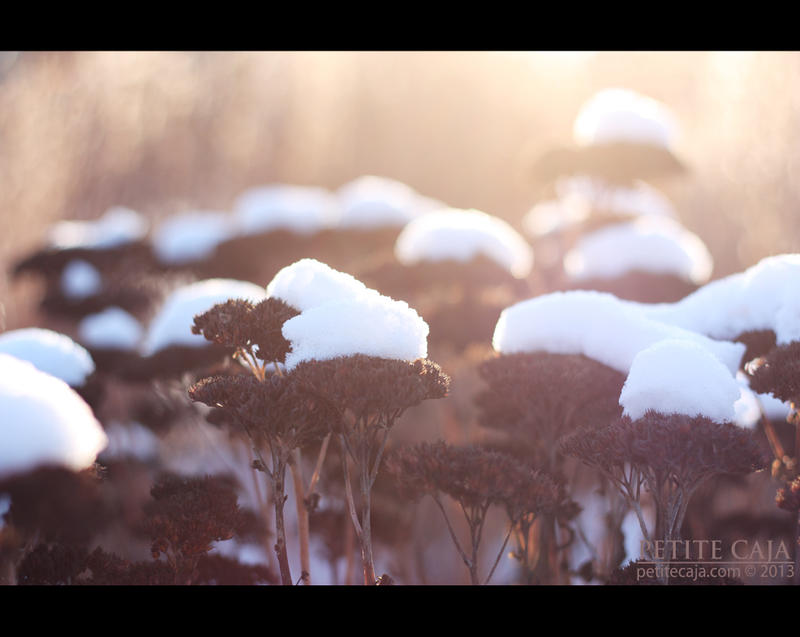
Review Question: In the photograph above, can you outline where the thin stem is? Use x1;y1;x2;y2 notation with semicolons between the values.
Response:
270;452;293;586
289;449;311;585
431;494;472;572
484;522;515;585
340;435;363;540
307;433;331;496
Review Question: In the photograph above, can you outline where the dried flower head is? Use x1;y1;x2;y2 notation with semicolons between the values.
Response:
291;355;450;429
387;441;558;522
191;297;300;364
189;373;332;450
735;329;777;367
776;477;800;513
476;352;625;465
561;413;768;484
141;473;243;562
746;341;800;405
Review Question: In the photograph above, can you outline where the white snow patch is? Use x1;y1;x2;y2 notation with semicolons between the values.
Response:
563;217;713;284
78;307;144;351
641;254;800;345
336;175;445;229
266;258;380;312
60;260;103;299
235;184;339;236
98;421;159;462
152;210;237;265
282;294;428;370
621;508;647;566
0;328;95;387
142;279;267;354
557;177;678;220
395;208;534;278
492;290;745;375
573;88;679;149
0;354;107;478
48;206;149;250
620;339;740;423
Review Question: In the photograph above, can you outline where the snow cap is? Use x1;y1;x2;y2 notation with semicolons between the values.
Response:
0;328;95;387
0;354;107;478
573;88;678;149
395;208;534;278
620;339;740;424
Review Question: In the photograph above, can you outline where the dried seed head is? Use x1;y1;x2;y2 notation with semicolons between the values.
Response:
746;341;800;405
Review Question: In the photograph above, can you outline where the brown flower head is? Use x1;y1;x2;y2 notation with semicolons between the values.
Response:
386;441;559;522
141;473;243;560
746;341;800;405
291;355;450;431
476;352;625;464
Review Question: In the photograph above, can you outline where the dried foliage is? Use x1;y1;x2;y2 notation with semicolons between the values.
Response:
776;477;800;513
736;329;777;367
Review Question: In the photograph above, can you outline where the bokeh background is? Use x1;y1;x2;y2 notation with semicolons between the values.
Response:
2;50;800;329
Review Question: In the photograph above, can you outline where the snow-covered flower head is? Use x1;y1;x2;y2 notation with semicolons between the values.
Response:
0;354;107;478
573;88;679;150
47;206;149;251
0;328;95;387
395;208;534;279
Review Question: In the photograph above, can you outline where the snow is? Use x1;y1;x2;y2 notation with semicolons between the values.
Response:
78;307;144;350
142;279;267;354
98;421;160;462
492;290;745;375
734;371;792;427
60;259;103;299
556;177;678;220
0;354;107;478
523;179;677;239
269;260;429;370
573;88;679;149
152;211;237;265
0;328;95;387
523;196;591;238
336;175;445;228
266;258;380;312
640;254;800;345
394;208;534;279
47;206;149;250
282;294;429;370
563;217;713;284
234;184;339;235
620;339;741;424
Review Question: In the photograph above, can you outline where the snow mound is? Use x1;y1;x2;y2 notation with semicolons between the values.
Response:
0;328;95;386
60;259;103;299
573;88;678;149
557;177;678;220
492;290;744;374
234;184;339;236
282;295;428;370
641;254;800;345
142;279;267;354
620;339;740;423
48;206;149;250
564;217;713;284
336;175;444;229
267;258;379;311
0;354;107;478
153;211;237;265
395;208;534;278
78;307;144;351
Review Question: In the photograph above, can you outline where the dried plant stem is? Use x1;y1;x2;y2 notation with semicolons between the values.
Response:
269;448;293;586
289;449;311;585
431;494;472;576
308;433;331;496
484;523;514;585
